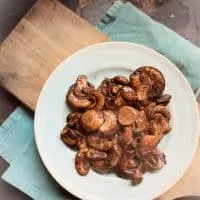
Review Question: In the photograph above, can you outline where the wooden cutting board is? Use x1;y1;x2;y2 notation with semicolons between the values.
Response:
0;0;199;199
0;0;107;110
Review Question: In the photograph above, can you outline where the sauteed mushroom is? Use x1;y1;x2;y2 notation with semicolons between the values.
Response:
61;126;84;146
75;148;90;175
90;143;122;174
87;134;114;151
130;66;165;99
118;106;138;126
156;94;171;105
67;75;105;110
86;148;107;160
61;66;172;185
120;86;136;101
100;110;118;137
138;135;162;148
149;115;170;135
81;110;104;133
67;75;93;109
83;88;105;110
113;76;130;86
134;110;149;133
118;126;133;147
137;148;166;171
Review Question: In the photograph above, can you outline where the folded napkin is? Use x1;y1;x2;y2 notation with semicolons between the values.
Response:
1;1;200;200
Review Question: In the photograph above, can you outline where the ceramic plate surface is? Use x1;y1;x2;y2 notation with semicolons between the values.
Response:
35;42;199;200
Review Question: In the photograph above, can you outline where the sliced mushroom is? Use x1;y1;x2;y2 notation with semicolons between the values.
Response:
120;86;136;101
137;148;166;171
114;95;126;108
111;85;122;95
87;135;114;151
75;148;90;175
67;76;105;110
81;110;104;133
148;105;170;121
67;112;82;127
90;160;112;174
90;143;122;173
118;148;135;176
133;111;149;133
130;66;165;99
87;149;107;160
83;88;105;110
118;106;138;126
118;126;133;147
74;75;90;97
138;135;162;148
135;85;149;102
145;102;156;118
156;94;171;105
113;76;130;86
66;75;95;110
98;78;113;96
118;147;142;181
130;73;141;90
99;110;118;137
149;115;170;135
67;86;92;110
60;126;85;146
77;138;87;149
104;143;122;168
99;78;125;110
131;168;144;185
104;93;126;110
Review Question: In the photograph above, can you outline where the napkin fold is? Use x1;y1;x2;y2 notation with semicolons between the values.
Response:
1;1;200;200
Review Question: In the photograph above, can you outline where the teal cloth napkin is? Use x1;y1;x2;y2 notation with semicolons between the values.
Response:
1;1;200;199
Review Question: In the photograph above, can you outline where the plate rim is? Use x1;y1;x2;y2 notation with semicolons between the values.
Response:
34;41;200;200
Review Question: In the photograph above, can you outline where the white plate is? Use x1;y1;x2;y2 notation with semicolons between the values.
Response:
34;42;199;200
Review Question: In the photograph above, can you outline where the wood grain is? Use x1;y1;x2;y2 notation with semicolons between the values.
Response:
0;0;107;110
0;0;199;199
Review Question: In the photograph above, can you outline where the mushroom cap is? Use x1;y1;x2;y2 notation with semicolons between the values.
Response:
149;105;171;121
156;94;171;105
137;148;166;171
134;110;149;133
81;110;104;132
83;88;105;110
67;86;92;109
130;66;165;99
87;134;114;151
131;168;143;185
90;160;112;174
67;75;104;110
86;149;107;160
149;115;171;135
118;106;138;126
99;110;118;137
60;126;84;146
120;86;136;101
138;135;162;148
118;126;133;147
75;148;90;175
113;76;130;86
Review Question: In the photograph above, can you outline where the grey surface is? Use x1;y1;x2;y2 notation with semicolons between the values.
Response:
0;0;36;44
0;0;200;199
